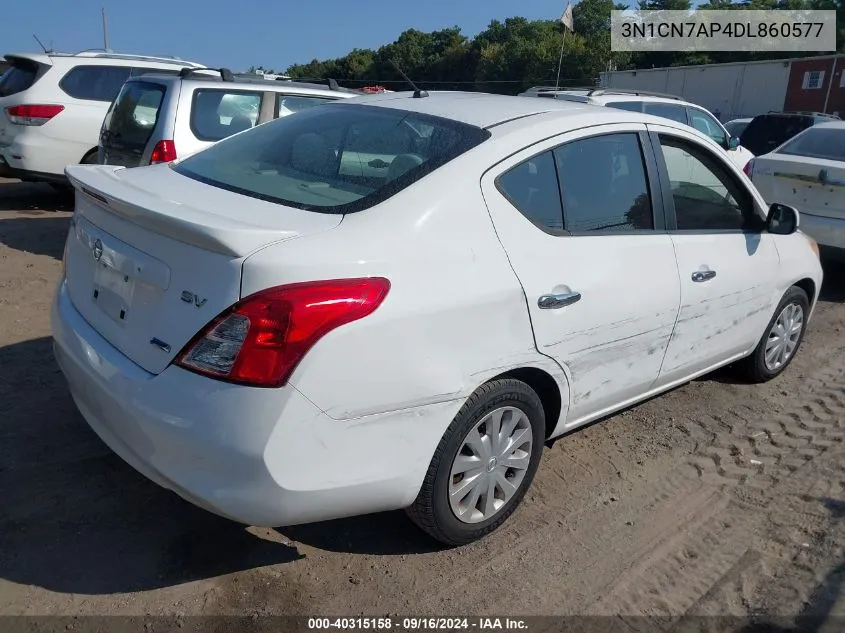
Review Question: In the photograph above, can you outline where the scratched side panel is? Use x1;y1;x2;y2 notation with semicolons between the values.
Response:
657;232;780;382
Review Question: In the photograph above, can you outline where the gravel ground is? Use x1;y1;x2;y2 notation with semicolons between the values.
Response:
1;178;844;627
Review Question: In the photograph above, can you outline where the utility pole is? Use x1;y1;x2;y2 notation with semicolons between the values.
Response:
101;8;109;51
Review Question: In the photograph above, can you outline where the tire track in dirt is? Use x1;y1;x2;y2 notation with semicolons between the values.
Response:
384;319;845;616
588;414;845;620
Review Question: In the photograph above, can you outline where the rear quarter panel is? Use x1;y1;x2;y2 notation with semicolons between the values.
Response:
240;151;569;425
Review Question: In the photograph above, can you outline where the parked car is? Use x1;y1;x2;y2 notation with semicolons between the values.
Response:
724;117;752;138
98;67;362;167
747;121;845;252
0;51;204;187
519;87;755;172
739;111;839;158
53;92;822;545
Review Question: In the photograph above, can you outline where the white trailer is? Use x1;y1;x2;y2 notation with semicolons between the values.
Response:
600;59;791;122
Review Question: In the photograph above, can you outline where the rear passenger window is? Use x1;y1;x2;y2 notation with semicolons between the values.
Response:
644;103;688;124
554;133;653;232
59;66;131;101
496;151;564;231
277;95;333;117
191;89;262;141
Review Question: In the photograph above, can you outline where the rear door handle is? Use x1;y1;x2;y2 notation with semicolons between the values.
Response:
691;270;716;283
538;291;581;309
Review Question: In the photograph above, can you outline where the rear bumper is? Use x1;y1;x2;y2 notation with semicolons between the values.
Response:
0;153;67;183
51;279;448;527
0;127;83;180
800;213;845;251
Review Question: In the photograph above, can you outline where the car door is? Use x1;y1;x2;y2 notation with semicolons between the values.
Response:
481;124;681;426
646;124;780;385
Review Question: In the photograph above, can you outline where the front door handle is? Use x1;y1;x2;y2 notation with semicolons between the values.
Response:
691;270;717;283
538;291;581;309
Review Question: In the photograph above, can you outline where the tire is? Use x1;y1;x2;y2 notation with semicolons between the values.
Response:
736;286;809;383
406;379;545;546
49;182;72;194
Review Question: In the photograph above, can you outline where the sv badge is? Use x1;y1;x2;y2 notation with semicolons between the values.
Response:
181;291;208;308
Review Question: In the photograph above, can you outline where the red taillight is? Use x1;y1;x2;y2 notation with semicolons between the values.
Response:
743;159;754;178
149;140;177;164
175;278;391;387
5;104;64;126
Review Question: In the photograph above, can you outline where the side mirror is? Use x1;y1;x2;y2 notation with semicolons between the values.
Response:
728;136;740;150
767;203;799;235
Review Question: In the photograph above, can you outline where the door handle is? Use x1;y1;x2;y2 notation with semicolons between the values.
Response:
538;291;581;309
691;270;717;283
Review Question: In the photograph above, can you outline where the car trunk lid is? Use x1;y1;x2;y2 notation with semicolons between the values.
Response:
63;163;343;374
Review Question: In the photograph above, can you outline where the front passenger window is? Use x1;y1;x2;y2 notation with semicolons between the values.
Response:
657;135;762;232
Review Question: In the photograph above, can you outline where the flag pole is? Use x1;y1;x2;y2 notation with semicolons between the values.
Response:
555;28;567;90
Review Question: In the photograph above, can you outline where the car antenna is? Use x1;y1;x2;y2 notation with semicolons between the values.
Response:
33;34;51;54
389;59;428;98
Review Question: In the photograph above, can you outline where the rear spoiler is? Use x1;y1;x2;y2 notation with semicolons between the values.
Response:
65;165;298;258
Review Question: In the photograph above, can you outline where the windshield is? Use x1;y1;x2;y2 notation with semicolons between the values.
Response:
777;127;845;162
173;103;490;213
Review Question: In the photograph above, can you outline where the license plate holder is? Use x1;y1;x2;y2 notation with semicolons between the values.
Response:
92;262;135;324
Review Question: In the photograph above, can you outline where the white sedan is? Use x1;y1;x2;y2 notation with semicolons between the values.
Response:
53;92;823;545
748;121;845;252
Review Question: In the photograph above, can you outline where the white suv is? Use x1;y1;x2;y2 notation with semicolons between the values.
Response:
98;68;362;168
0;51;203;187
519;87;755;171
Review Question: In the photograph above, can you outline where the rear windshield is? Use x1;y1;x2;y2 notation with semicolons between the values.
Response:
740;115;813;156
0;60;40;97
777;127;845;162
173;103;490;213
102;81;166;148
190;89;263;141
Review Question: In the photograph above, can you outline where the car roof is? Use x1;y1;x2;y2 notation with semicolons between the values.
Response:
809;121;845;130
335;90;600;128
128;70;360;96
4;51;203;68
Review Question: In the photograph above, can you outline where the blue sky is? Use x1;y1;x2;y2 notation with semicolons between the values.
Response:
2;0;592;72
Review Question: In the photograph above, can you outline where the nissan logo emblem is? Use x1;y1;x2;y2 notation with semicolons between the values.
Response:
92;238;103;262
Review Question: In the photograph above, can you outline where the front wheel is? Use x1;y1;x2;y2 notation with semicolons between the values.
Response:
737;286;809;383
406;379;545;546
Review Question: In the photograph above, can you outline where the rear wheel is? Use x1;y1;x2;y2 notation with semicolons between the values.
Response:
406;379;545;546
737;286;809;383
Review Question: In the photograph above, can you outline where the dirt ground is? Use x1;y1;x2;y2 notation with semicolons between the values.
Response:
1;177;844;625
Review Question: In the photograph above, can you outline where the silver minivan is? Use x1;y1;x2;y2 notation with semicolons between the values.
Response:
98;67;362;167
